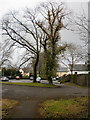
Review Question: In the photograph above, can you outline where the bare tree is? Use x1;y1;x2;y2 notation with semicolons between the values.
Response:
2;10;42;82
75;15;89;44
60;43;86;74
36;2;68;83
74;5;89;70
0;42;12;67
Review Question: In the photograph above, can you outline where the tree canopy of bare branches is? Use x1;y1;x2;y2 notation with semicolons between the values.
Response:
2;10;42;82
2;1;70;83
60;43;87;74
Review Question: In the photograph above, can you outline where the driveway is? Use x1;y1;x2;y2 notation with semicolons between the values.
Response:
2;83;88;118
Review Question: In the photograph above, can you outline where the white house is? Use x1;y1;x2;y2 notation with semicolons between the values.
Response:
68;64;90;74
19;69;30;76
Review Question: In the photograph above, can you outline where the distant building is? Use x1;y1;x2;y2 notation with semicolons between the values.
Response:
68;64;89;74
57;67;70;77
19;69;24;76
19;68;30;76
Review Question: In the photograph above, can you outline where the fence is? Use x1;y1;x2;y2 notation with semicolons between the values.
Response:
70;73;90;87
62;73;90;87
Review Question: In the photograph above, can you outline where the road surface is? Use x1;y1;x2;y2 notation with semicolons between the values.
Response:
2;83;88;118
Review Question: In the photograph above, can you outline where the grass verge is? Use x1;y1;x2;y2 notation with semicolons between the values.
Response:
0;99;18;117
1;82;57;88
39;97;88;118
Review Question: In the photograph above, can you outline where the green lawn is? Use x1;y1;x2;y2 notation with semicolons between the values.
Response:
1;82;57;88
39;97;88;118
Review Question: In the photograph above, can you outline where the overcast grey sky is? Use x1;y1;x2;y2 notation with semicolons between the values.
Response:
0;0;88;18
0;0;88;65
0;0;88;44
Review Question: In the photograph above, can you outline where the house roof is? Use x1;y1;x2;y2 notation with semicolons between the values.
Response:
69;64;88;71
57;67;69;72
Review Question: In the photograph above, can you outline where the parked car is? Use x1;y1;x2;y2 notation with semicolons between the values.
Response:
16;76;20;80
8;76;12;79
52;77;56;81
0;76;9;81
30;76;34;80
36;76;41;83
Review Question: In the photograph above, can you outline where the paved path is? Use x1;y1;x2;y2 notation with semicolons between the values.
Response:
2;84;88;118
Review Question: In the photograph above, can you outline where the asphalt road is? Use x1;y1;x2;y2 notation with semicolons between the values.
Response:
8;79;52;84
2;83;88;118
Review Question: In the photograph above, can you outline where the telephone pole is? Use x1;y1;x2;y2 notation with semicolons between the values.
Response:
88;1;90;71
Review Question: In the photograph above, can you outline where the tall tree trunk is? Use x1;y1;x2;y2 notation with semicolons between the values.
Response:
33;53;39;83
45;50;53;84
48;76;52;84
